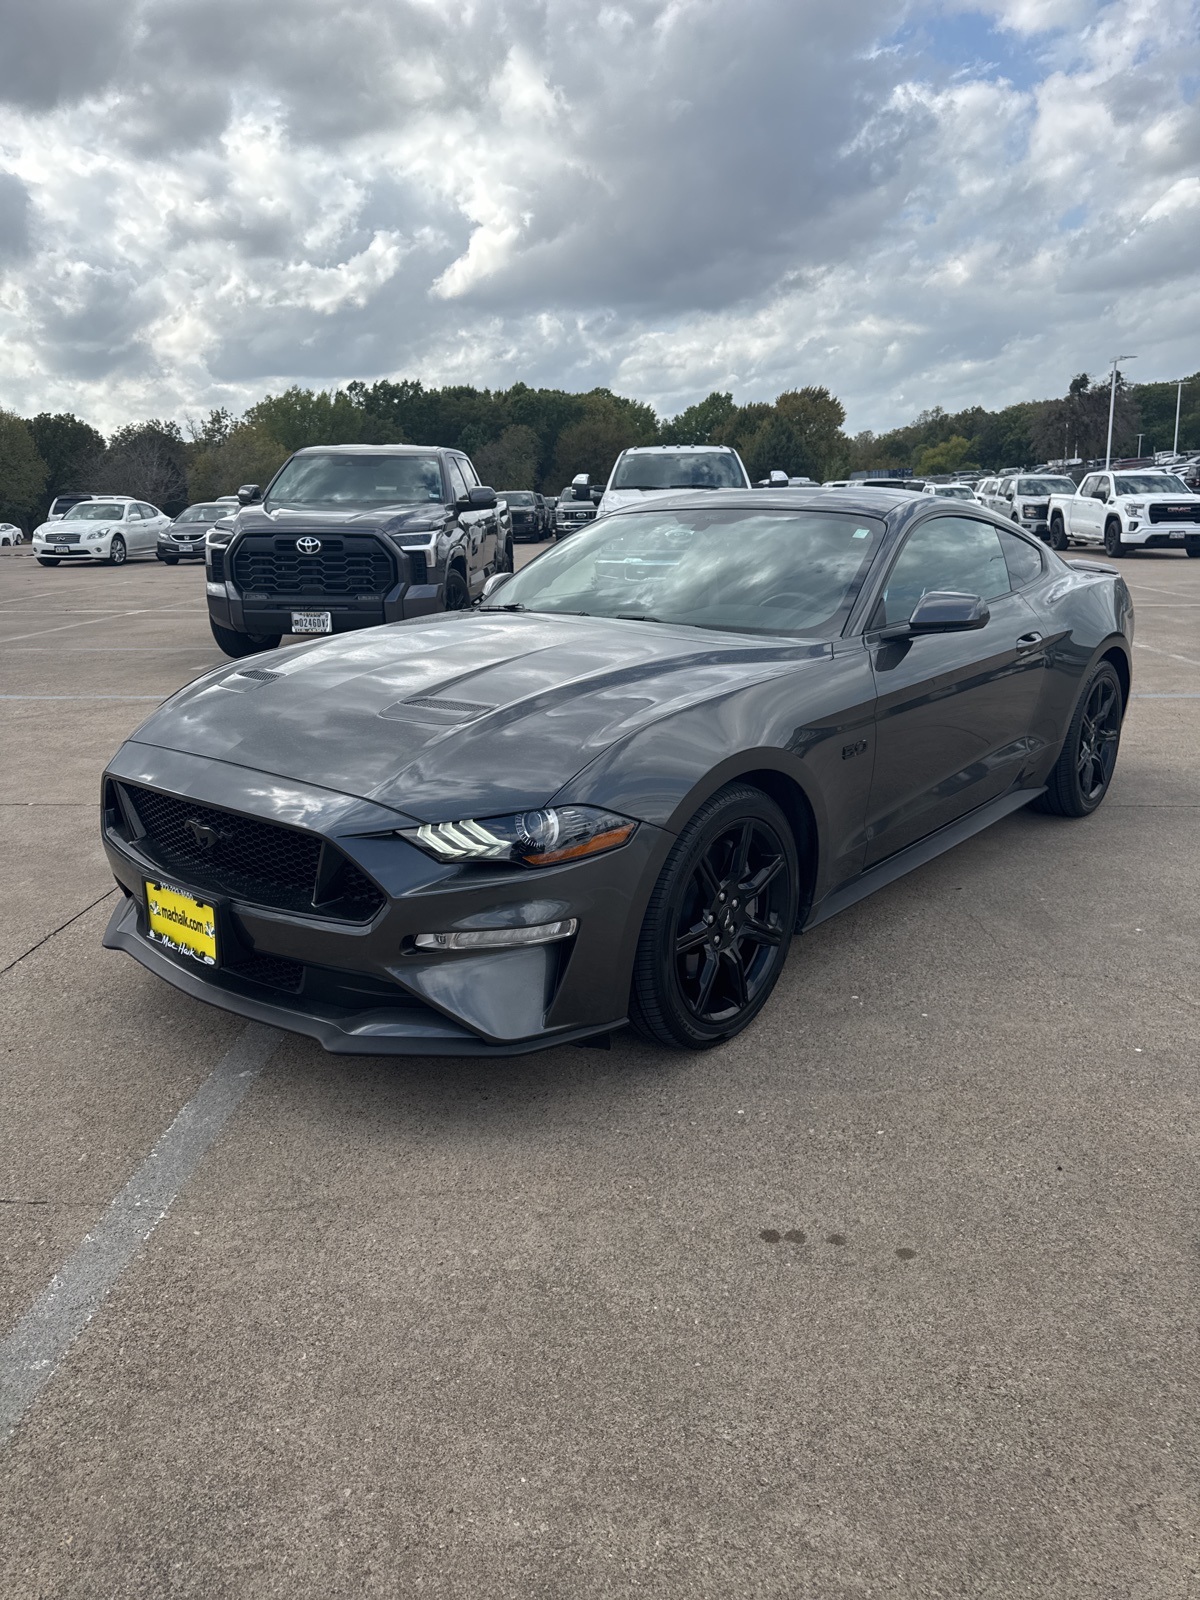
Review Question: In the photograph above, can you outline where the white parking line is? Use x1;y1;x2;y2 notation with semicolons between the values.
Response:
0;1024;281;1444
0;610;153;645
1132;641;1200;669
0;695;165;701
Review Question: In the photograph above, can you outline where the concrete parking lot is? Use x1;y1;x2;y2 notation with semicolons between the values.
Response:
1;542;1198;1598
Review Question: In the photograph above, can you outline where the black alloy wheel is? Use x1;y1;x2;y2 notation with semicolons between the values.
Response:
1034;660;1123;817
108;534;127;566
443;565;470;610
1048;515;1069;551
631;784;799;1050
209;619;282;658
1103;519;1128;558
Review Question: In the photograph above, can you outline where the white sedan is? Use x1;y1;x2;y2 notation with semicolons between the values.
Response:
0;522;23;545
32;498;171;567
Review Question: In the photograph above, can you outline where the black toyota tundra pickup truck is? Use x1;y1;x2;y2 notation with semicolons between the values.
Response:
204;444;513;658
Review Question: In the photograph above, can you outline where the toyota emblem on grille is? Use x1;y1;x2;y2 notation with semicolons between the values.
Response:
296;537;322;555
184;818;223;852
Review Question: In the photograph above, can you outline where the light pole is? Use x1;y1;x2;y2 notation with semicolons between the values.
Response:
1137;433;1144;458
1175;379;1187;455
1105;355;1136;470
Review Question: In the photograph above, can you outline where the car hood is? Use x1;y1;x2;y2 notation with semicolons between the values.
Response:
232;502;445;534
128;611;828;821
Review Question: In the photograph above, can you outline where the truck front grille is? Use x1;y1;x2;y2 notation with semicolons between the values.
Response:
231;535;396;598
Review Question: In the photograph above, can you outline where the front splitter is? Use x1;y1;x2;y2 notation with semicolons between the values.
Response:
103;896;624;1057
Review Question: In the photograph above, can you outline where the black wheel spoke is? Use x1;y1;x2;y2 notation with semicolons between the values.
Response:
741;854;784;898
741;917;782;948
693;952;719;1015
695;853;722;902
721;946;749;1008
731;822;753;884
675;922;710;956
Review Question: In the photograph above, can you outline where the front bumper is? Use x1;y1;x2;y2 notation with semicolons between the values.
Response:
101;744;668;1056
1122;525;1200;547
158;537;205;560
33;538;109;559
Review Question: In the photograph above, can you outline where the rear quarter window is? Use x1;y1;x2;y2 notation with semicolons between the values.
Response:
998;528;1044;589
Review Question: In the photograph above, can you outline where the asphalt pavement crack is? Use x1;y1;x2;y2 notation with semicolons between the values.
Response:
0;888;118;978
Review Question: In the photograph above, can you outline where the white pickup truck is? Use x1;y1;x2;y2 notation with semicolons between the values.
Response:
1046;470;1200;558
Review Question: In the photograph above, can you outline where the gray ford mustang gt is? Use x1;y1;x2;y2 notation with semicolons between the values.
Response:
101;488;1133;1055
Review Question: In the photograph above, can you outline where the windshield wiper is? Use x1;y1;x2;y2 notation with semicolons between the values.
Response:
615;613;668;623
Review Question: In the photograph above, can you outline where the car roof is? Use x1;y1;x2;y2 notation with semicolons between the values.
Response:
600;486;923;516
289;444;451;455
616;444;739;454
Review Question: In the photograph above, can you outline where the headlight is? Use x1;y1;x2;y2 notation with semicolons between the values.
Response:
399;805;637;867
1124;502;1143;514
206;525;236;547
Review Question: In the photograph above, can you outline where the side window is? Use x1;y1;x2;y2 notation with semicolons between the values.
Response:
456;456;479;487
447;458;472;503
874;516;1013;627
139;504;157;519
997;528;1044;588
1099;476;1114;501
125;504;142;519
998;477;1014;500
1078;476;1096;498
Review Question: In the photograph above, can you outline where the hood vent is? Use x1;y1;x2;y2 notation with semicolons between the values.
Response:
218;667;284;692
379;694;495;725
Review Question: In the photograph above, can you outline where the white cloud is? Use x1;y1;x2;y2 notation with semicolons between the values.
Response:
0;0;1196;434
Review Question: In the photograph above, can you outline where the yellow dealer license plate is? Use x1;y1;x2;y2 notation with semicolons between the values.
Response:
145;881;218;966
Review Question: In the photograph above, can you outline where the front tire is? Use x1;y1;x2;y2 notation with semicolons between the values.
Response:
1103;519;1128;559
1186;539;1200;558
108;535;127;566
37;557;60;567
209;619;282;658
1048;514;1069;551
630;784;799;1050
1034;661;1124;818
443;564;470;610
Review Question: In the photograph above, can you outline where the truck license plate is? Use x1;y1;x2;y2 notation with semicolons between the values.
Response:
291;611;333;633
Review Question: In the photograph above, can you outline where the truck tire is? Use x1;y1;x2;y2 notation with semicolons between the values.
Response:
1103;518;1129;558
1048;513;1069;551
1186;539;1200;559
209;619;282;658
443;564;470;610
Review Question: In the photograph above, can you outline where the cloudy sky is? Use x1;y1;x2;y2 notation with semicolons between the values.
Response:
0;0;1197;435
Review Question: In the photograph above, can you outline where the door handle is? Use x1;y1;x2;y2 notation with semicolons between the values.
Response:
1016;631;1043;651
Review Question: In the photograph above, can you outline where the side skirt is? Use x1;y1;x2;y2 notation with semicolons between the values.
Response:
803;786;1044;930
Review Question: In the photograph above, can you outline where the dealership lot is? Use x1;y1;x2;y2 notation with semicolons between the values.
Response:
2;544;1199;1596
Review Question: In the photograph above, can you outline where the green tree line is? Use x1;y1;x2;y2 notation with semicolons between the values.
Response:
2;370;1197;530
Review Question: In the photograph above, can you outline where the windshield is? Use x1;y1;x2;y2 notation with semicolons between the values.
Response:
934;485;976;499
267;452;445;508
1018;477;1076;495
176;503;229;522
483;506;884;637
64;502;126;521
1113;474;1189;495
502;492;535;505
610;452;746;491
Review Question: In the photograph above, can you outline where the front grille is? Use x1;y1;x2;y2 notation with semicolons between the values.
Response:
231;535;395;598
225;953;305;993
1148;505;1200;524
171;530;205;542
118;783;385;921
50;531;82;544
1025;502;1050;518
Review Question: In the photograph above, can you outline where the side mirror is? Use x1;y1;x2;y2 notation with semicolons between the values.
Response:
460;485;497;510
768;470;790;487
481;571;513;600
908;591;990;633
590;486;604;503
236;483;262;505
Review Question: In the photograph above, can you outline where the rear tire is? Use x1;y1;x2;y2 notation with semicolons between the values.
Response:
1103;519;1128;558
1033;660;1124;818
1048;514;1069;551
1186;539;1200;558
209;619;282;658
629;784;799;1050
36;557;60;567
108;535;127;566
